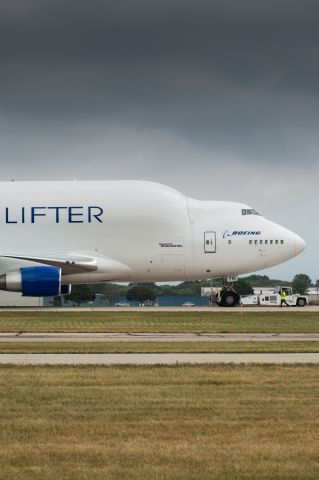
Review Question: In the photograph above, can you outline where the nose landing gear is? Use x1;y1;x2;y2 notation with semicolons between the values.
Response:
216;286;240;307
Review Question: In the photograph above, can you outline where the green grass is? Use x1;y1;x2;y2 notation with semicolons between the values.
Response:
1;340;319;353
0;365;319;479
0;311;319;332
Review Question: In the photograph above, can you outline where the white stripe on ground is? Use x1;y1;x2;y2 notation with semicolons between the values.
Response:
0;333;319;342
1;353;319;365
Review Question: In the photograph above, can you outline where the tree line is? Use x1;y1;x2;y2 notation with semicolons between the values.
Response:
62;273;313;306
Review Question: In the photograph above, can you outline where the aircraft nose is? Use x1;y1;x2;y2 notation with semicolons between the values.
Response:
295;234;306;256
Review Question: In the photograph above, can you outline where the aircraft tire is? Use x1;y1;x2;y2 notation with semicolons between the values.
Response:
220;291;240;307
296;298;306;307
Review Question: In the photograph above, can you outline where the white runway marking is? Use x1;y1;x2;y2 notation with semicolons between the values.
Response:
1;353;319;365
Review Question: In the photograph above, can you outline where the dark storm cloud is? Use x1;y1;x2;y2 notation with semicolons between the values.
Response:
1;1;319;103
0;1;316;279
0;0;319;158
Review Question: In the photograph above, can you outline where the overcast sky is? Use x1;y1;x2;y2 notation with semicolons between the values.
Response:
0;0;318;281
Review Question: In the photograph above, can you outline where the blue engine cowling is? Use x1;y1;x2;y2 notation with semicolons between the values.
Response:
21;266;61;296
0;266;62;297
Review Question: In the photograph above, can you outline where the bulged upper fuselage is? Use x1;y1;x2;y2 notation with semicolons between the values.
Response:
0;180;305;285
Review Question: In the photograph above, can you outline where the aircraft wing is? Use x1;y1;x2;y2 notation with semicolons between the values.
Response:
1;254;98;275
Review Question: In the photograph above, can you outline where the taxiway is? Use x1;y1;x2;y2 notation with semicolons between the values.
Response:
1;332;319;342
1;352;319;364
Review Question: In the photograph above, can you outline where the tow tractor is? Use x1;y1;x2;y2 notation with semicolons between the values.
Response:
240;286;308;307
211;285;308;307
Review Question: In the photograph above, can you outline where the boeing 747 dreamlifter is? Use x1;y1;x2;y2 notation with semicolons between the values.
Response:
0;181;305;306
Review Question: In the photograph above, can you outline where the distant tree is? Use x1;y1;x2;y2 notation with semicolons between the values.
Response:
126;286;156;303
242;274;290;287
96;283;124;306
172;280;203;296
53;296;62;307
94;282;129;296
65;284;96;307
246;275;270;284
160;286;179;296
133;282;157;289
292;274;312;295
234;279;254;296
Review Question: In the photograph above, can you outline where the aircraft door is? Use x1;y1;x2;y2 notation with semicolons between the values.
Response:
204;231;216;253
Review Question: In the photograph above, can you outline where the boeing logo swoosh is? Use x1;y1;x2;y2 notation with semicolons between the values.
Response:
223;230;261;238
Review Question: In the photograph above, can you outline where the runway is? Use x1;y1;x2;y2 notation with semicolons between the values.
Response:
0;305;319;312
1;332;319;342
1;352;319;364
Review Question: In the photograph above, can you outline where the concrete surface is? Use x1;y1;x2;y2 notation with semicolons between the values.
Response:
1;332;319;342
1;353;319;364
0;306;319;312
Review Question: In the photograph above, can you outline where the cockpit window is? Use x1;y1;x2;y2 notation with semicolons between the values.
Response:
241;208;260;215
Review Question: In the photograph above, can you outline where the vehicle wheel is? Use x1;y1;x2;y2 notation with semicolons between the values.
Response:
221;292;240;307
297;298;306;307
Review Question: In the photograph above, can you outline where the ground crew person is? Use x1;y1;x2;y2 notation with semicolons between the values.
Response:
281;290;289;307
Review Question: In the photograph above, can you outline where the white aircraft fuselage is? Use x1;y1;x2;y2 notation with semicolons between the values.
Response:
0;180;305;296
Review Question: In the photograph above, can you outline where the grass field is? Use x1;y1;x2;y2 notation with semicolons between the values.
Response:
0;311;319;332
0;364;318;480
1;340;319;353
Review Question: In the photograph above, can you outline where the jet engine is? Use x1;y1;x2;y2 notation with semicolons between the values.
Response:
0;266;62;296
